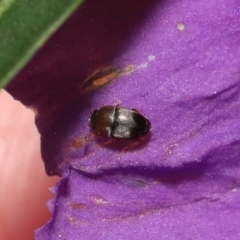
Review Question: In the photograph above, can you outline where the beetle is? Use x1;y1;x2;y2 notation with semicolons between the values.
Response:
90;105;151;139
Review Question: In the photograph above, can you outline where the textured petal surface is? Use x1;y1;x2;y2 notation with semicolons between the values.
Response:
6;0;240;239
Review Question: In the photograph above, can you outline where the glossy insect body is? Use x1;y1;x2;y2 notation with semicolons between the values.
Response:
90;105;151;139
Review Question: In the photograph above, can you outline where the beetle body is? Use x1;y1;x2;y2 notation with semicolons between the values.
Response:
90;105;151;139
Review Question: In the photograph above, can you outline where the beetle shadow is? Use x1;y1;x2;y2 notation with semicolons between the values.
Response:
93;131;152;151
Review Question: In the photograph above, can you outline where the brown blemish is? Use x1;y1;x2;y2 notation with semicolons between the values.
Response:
72;137;86;148
80;67;120;94
80;65;135;95
69;202;86;210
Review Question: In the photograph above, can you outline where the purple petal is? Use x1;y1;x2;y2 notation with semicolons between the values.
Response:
7;0;240;239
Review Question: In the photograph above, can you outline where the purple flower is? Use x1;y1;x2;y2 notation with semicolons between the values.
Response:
7;0;240;239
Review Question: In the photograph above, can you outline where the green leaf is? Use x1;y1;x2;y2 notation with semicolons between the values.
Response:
0;0;84;88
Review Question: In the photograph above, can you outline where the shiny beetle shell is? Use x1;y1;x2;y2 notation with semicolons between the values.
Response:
90;105;151;139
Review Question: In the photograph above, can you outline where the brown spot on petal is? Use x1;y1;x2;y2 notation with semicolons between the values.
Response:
69;202;86;210
80;65;135;95
80;67;120;94
72;137;86;148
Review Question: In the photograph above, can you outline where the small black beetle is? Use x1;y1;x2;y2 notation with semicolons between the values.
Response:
90;105;151;139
